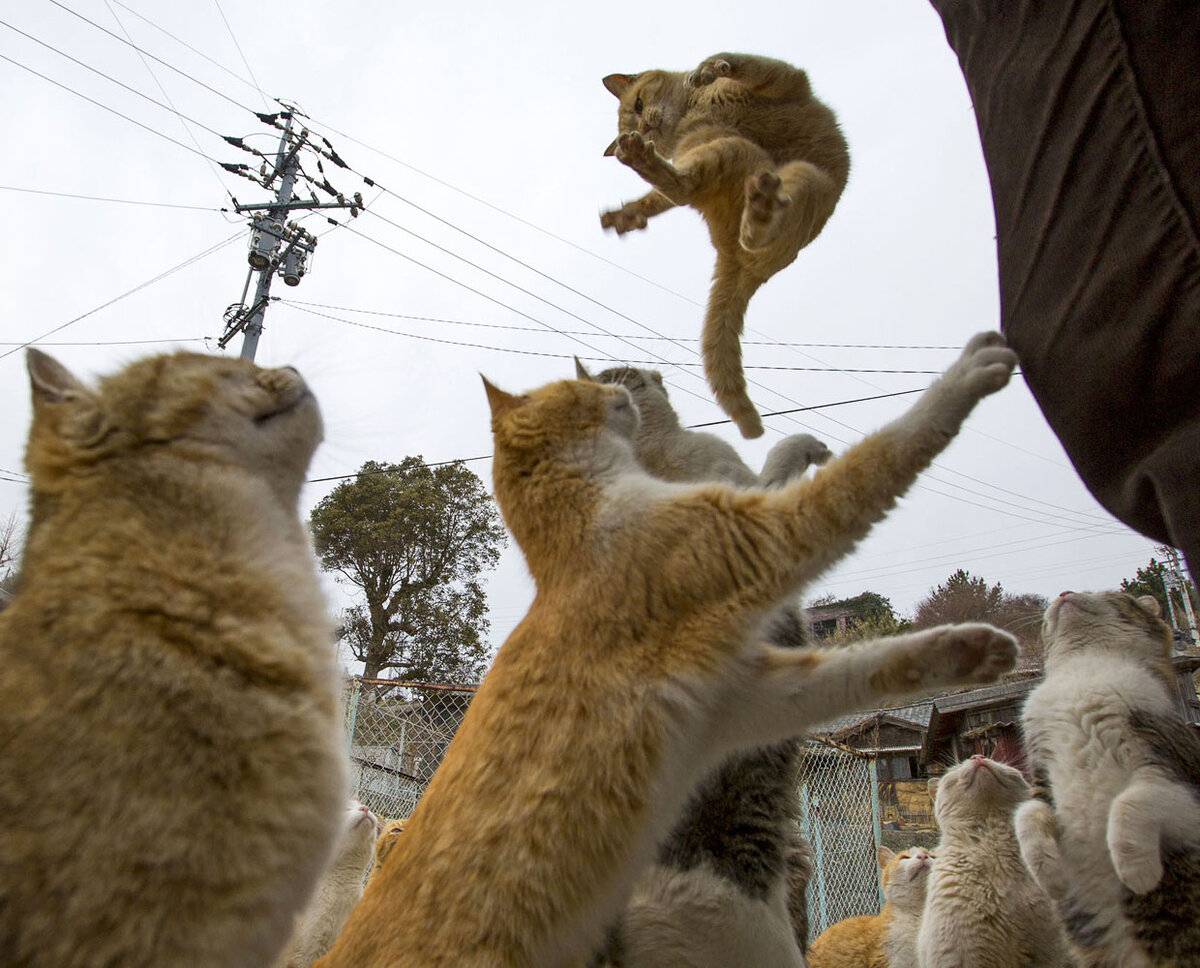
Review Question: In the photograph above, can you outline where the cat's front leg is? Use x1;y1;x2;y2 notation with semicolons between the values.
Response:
759;433;832;488
1107;771;1200;894
600;190;677;235
719;623;1017;749
1015;800;1070;899
612;132;696;204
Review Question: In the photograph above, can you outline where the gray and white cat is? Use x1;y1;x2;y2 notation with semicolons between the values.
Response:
1017;590;1200;967
917;756;1066;968
577;360;828;967
574;359;832;487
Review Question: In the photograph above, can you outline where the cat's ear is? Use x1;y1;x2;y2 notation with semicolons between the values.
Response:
927;776;940;803
27;348;86;405
603;138;619;158
574;357;596;382
481;375;524;418
602;73;636;98
1137;595;1162;616
876;846;896;869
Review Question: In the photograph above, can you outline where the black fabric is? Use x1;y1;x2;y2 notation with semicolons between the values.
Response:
928;0;1200;578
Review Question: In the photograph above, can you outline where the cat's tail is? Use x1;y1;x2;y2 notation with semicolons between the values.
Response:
702;258;765;439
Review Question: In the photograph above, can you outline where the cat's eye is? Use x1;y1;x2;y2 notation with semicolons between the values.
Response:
634;97;643;115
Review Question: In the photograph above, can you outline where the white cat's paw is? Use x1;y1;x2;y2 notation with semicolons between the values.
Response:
760;433;832;487
1113;845;1164;895
942;331;1018;401
1015;800;1070;899
686;57;732;88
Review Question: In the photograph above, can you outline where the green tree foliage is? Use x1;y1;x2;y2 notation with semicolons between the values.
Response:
1120;553;1199;623
309;458;507;682
807;590;911;644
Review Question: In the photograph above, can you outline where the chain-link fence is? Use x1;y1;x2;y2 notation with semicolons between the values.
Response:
799;737;883;937
343;677;477;820
342;679;887;940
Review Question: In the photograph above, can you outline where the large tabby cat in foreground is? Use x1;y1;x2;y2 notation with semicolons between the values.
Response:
601;52;850;438
1018;591;1200;967
319;332;1019;968
0;350;346;968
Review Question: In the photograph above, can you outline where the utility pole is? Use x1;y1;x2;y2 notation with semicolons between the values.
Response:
217;107;363;359
1160;545;1200;646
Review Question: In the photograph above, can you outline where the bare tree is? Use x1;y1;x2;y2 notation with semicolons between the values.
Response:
0;511;23;597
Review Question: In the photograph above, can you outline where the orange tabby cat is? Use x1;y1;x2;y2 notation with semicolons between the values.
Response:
318;332;1018;968
807;846;933;968
601;51;850;438
0;350;346;968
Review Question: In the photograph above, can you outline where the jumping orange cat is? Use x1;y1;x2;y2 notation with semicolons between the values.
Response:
318;332;1018;968
601;51;850;438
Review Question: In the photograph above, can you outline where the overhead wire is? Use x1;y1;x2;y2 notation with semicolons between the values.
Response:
0;185;222;210
208;0;269;109
0;232;242;362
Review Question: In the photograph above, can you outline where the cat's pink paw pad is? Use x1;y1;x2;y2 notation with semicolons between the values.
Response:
741;170;791;250
615;131;657;171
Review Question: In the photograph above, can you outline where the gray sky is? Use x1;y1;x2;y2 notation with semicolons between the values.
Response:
0;0;1164;666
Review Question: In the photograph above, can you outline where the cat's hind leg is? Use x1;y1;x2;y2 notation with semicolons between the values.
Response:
717;623;1017;750
742;161;841;255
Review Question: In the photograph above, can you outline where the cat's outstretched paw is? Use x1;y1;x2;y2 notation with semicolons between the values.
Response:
942;331;1019;402
614;131;661;175
873;623;1017;696
760;433;832;487
741;170;791;251
600;202;648;235
686;57;732;88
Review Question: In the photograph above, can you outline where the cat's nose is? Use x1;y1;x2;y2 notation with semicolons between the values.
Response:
970;754;986;762
1058;590;1073;598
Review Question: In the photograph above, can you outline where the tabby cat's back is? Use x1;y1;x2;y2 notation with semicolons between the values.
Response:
0;350;346;968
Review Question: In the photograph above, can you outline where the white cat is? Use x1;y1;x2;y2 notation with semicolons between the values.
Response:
575;359;831;487
1017;590;1200;967
917;756;1065;968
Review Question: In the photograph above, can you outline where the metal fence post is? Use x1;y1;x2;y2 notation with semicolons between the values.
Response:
870;756;884;906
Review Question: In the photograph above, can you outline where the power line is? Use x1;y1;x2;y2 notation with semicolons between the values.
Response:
0;19;232;147
0;185;222;211
0;338;205;347
46;0;258;116
277;298;963;351
0;233;241;361
0;50;230;167
209;0;268;109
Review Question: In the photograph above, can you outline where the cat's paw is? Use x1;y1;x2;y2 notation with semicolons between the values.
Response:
1015;800;1070;899
941;331;1019;402
1112;843;1164;895
875;623;1017;695
600;203;648;235
760;433;832;487
741;170;791;251
614;131;660;175
686;57;732;88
